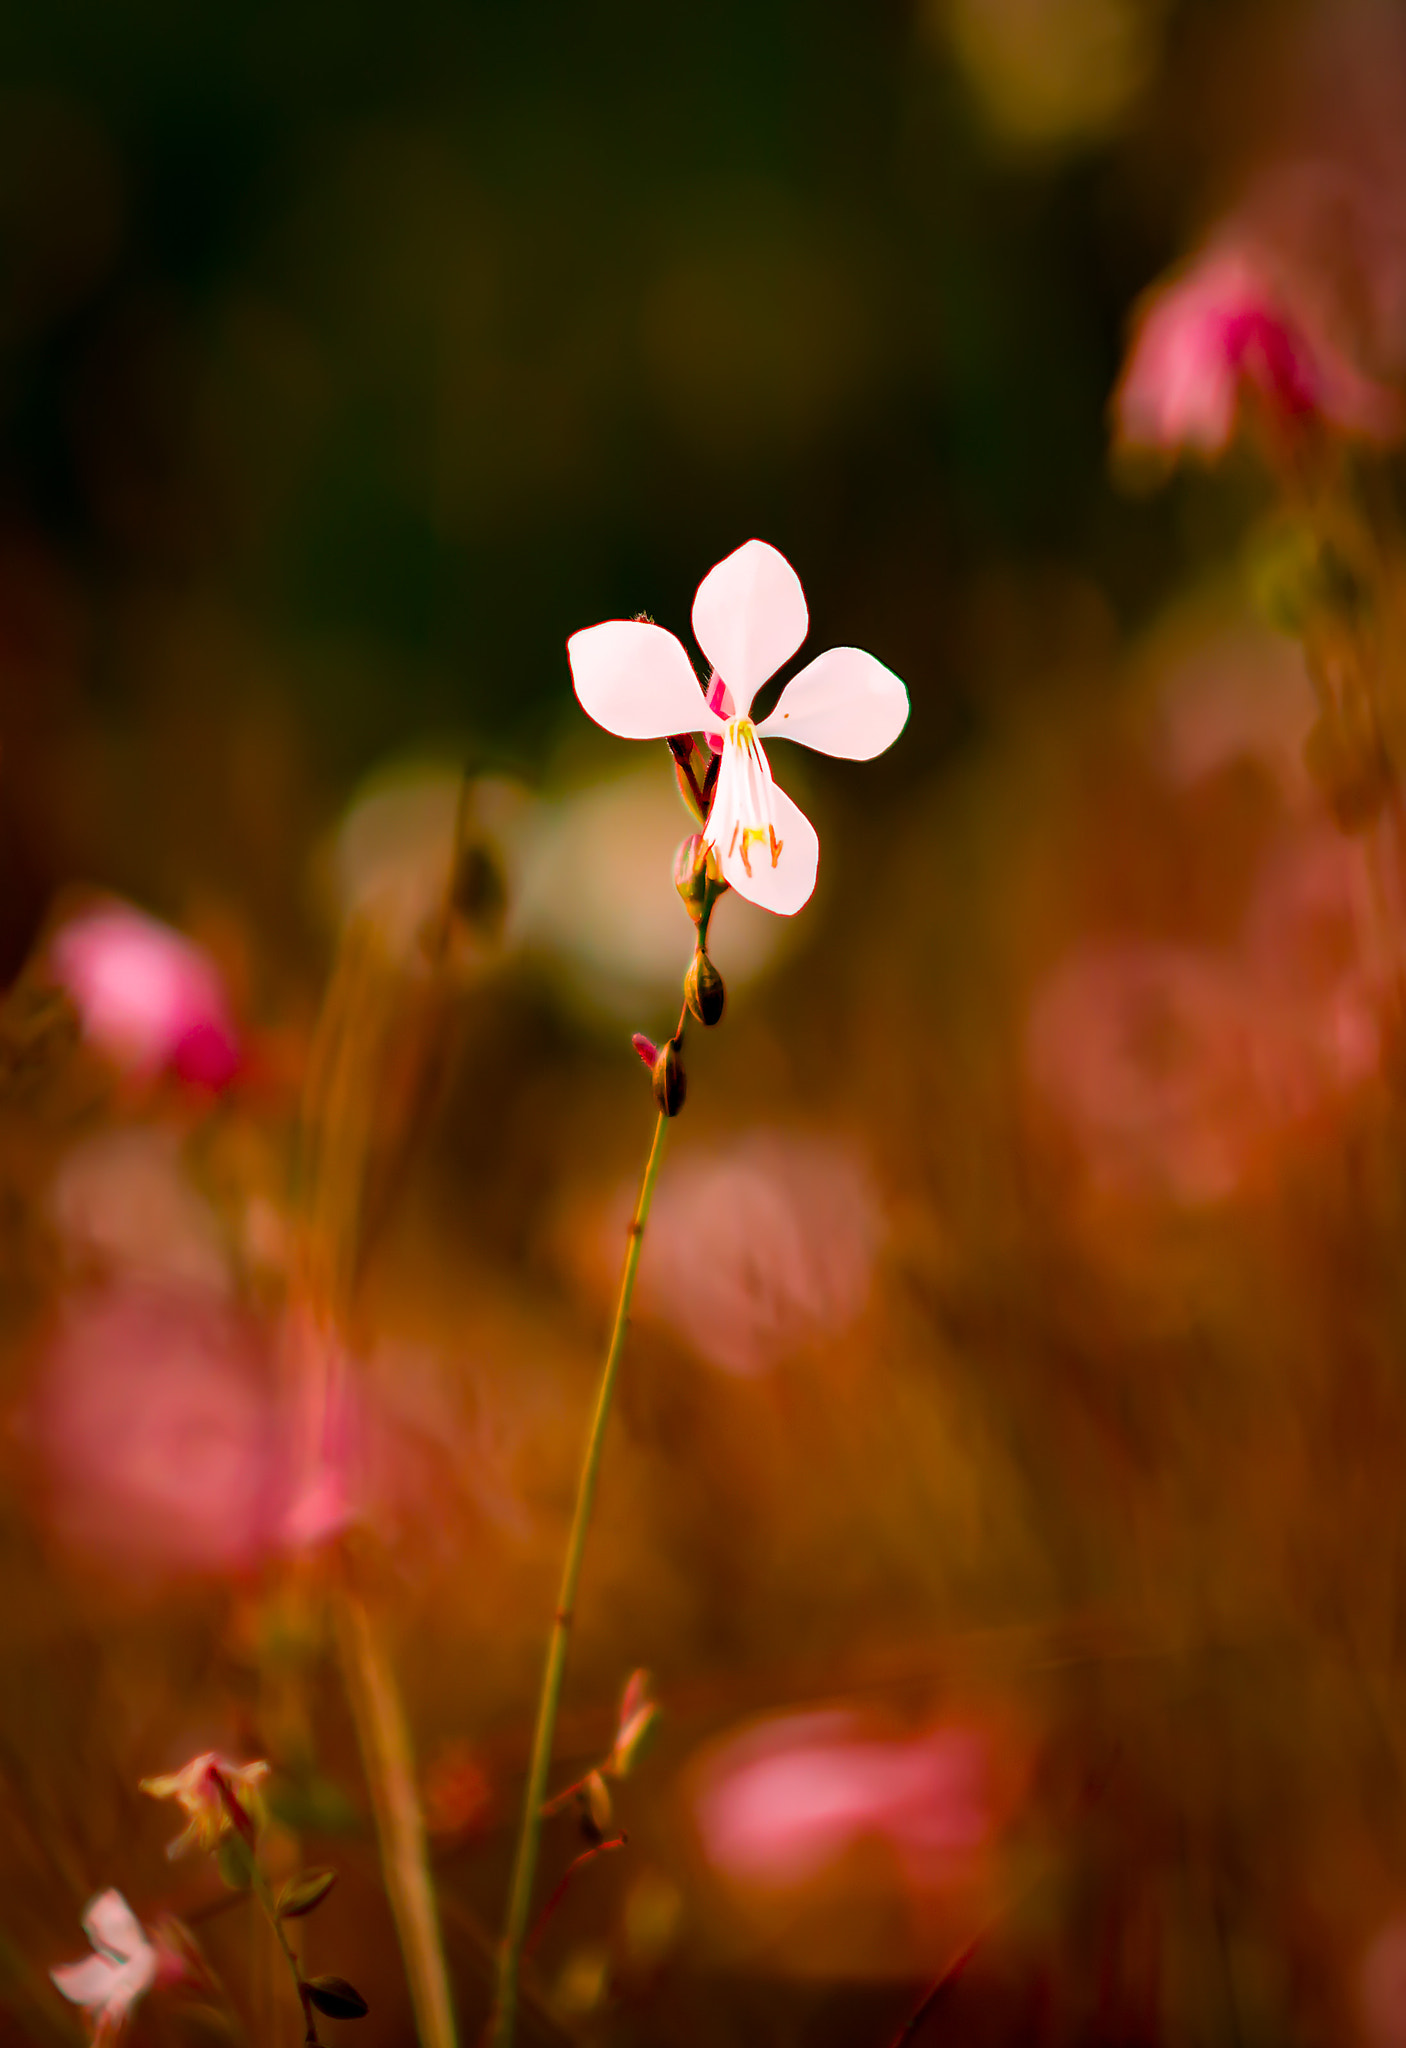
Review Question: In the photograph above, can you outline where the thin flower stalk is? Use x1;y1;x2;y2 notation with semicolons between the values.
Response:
294;919;459;2048
335;1585;457;2048
209;1771;319;2046
487;1106;671;2048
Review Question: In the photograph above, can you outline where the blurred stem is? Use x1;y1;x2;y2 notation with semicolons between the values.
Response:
336;1584;459;2048
291;919;459;2048
249;1855;320;2047
487;1108;670;2048
214;1780;319;2046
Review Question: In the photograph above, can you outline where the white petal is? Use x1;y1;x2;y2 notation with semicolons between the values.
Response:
691;541;808;715
713;781;819;916
83;1892;147;1966
756;647;909;760
568;621;710;740
110;1948;159;2007
51;1955;120;2010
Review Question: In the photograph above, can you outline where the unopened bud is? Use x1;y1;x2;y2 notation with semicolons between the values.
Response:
673;756;704;824
580;1770;614;1844
607;1669;660;1779
673;835;710;920
684;950;725;1027
651;1037;686;1117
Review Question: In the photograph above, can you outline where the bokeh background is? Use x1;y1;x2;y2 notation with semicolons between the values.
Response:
7;0;1406;2042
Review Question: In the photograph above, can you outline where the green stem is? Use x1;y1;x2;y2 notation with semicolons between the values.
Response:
250;1859;320;2046
487;1108;670;2048
212;1776;318;2046
336;1586;459;2048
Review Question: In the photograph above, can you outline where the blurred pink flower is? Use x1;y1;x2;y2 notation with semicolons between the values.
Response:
1026;942;1286;1206
51;1891;158;2046
633;1131;883;1375
568;539;908;915
279;1321;489;1558
50;1128;232;1294
50;900;240;1088
1242;821;1382;1101
1150;617;1318;808
1026;828;1383;1207
140;1751;269;1857
32;1285;279;1580
1114;243;1401;461
695;1711;990;1891
28;1282;483;1585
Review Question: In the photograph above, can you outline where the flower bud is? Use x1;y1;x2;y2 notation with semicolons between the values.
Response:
579;1769;614;1844
607;1669;660;1779
652;1037;686;1117
674;834;730;947
674;835;710;920
669;739;708;826
684;950;725;1027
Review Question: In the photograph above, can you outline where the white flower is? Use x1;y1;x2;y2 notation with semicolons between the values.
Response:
567;540;909;915
50;1891;158;2045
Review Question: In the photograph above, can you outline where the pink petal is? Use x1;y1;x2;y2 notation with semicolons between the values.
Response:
51;1955;120;2009
83;1892;146;1966
568;620;710;740
51;905;239;1087
714;781;819;916
756;647;909;760
691;541;808;715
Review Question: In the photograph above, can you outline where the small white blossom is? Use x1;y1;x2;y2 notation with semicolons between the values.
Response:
51;1891;158;2046
568;541;909;915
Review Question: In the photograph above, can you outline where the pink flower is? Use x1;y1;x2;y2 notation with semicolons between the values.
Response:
50;900;240;1088
51;1892;159;2045
633;1130;882;1375
1025;942;1274;1207
695;1712;991;1891
140;1751;269;1857
32;1284;279;1581
1114;243;1401;461
1025;827;1384;1210
568;540;909;915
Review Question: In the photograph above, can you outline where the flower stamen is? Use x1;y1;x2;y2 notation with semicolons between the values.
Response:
711;717;784;880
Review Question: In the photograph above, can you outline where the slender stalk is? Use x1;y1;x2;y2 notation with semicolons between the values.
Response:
250;1858;321;2046
336;1585;459;2048
487;1107;670;2048
213;1775;320;2045
290;920;460;2048
524;1835;627;1961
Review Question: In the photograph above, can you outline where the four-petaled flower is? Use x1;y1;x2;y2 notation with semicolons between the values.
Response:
50;1891;158;2046
568;540;909;915
139;1751;269;1858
